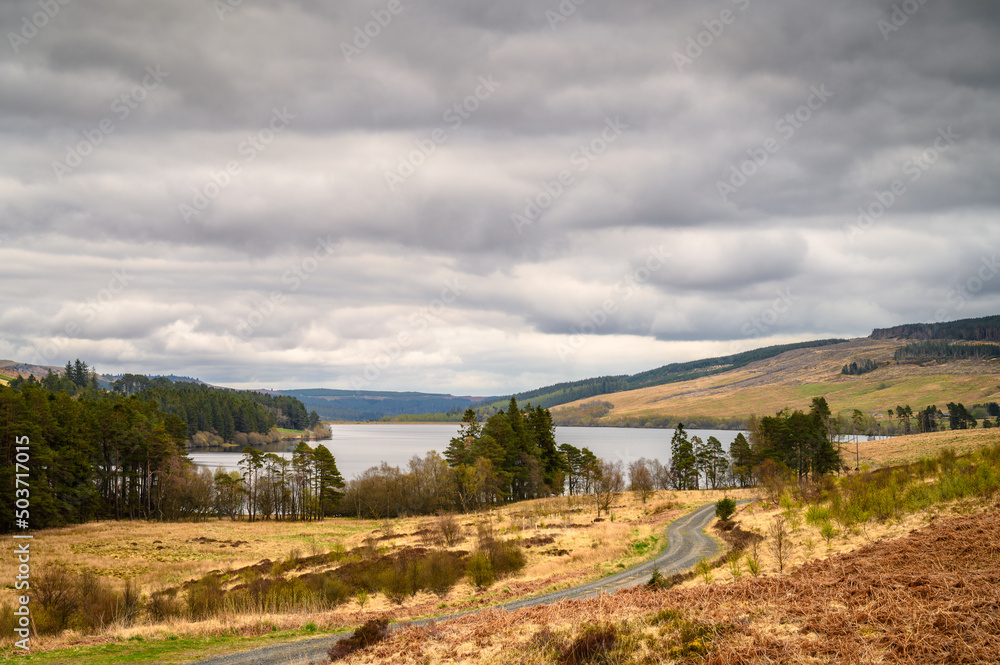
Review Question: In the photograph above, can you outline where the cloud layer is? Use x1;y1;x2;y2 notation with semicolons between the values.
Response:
2;0;999;393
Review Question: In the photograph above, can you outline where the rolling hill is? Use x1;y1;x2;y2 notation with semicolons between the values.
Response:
550;337;1000;427
471;339;846;415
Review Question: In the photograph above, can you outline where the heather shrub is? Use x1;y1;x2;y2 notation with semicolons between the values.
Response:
466;552;494;590
187;574;225;619
417;550;464;598
147;588;185;622
328;616;390;661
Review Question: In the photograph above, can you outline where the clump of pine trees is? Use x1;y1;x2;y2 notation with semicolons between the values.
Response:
444;398;564;503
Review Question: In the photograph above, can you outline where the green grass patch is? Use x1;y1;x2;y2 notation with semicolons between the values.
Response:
627;533;660;557
801;443;1000;527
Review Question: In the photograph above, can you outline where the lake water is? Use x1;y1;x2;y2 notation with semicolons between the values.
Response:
188;424;745;481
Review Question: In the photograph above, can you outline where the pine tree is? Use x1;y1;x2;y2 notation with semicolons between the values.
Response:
670;423;697;490
445;409;481;467
730;432;754;487
313;444;344;518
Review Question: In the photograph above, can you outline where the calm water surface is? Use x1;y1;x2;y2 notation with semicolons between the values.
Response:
189;424;745;481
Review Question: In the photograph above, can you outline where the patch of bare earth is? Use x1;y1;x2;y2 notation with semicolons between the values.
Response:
342;503;1000;664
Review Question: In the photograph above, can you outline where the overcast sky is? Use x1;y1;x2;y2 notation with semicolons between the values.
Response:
2;0;999;394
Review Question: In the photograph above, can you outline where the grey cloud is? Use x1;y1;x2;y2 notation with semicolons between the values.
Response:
1;0;999;392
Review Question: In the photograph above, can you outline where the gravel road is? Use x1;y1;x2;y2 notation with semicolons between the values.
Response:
189;502;722;665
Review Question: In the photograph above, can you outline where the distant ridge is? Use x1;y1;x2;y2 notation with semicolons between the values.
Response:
279;388;479;421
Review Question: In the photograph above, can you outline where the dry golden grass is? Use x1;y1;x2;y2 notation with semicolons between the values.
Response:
338;499;1000;665
0;489;745;653
851;427;1000;468
552;338;1000;424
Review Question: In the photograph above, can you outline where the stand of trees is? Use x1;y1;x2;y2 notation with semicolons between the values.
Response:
665;424;730;490
747;398;841;480
109;374;320;440
228;443;344;522
841;358;879;375
9;359;101;395
443;399;563;502
0;381;189;531
881;402;996;434
0;366;336;533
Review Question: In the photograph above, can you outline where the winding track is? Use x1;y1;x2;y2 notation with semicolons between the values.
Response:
189;502;721;665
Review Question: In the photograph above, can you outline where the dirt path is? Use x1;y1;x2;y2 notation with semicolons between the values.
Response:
188;502;722;665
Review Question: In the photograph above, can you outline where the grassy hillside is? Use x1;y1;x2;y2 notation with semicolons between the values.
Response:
552;338;1000;426
472;339;846;415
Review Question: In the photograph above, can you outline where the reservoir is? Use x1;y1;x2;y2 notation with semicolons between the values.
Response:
189;424;745;481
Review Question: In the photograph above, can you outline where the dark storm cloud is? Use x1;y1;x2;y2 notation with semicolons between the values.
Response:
1;0;999;391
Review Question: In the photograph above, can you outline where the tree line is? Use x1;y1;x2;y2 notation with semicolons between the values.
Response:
870;314;1000;342
344;411;762;519
881;401;998;435
893;340;1000;362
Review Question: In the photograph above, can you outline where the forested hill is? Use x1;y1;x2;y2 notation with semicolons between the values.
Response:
112;375;319;439
281;388;477;421
871;314;1000;342
473;339;846;415
8;370;319;443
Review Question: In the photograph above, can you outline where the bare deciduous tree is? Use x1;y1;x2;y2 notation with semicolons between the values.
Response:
594;459;624;517
628;458;656;503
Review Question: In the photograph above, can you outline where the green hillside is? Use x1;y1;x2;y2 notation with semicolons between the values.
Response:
472;339;846;415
